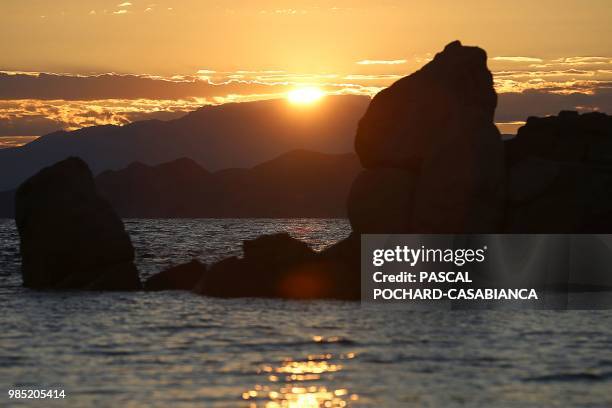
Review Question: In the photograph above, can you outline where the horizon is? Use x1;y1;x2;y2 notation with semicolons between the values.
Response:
1;1;611;142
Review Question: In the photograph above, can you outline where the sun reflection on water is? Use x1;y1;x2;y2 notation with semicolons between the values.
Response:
242;343;358;407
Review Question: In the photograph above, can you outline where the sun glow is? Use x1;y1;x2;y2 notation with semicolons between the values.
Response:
287;87;325;105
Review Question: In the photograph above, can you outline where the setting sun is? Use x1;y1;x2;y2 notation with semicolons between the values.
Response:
287;87;325;105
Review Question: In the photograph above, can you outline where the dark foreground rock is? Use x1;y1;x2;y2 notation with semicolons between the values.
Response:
15;157;141;290
352;40;504;233
506;111;612;166
194;233;360;300
144;260;207;291
505;111;612;232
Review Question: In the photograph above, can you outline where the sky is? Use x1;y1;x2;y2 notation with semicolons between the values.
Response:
1;0;611;141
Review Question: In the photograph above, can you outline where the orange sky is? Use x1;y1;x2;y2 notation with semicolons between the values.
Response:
2;0;611;74
0;1;611;137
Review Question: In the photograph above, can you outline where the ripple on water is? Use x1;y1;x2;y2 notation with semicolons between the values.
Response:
243;348;359;407
2;220;612;407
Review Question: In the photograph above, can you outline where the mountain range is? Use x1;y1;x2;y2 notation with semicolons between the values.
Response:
0;150;361;218
0;95;369;191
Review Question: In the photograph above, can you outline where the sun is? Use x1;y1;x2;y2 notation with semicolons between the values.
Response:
287;87;325;105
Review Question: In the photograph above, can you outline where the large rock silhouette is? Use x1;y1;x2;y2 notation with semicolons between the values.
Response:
505;111;612;232
15;157;141;290
352;40;504;233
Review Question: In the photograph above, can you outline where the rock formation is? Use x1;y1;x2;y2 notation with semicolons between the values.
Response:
505;111;612;232
144;259;207;291
194;233;325;298
352;40;505;233
15;157;141;290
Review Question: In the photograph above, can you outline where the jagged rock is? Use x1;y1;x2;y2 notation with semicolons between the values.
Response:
195;233;315;298
15;157;141;290
506;111;612;165
347;168;416;233
352;41;504;232
507;158;561;203
194;233;357;299
505;111;612;233
506;163;612;233
355;40;498;169
144;259;207;291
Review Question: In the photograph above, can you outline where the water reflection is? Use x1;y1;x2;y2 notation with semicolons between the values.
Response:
243;346;358;407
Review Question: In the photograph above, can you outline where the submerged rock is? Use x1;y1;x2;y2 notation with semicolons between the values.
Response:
144;259;207;291
194;233;360;299
195;233;316;298
15;157;141;290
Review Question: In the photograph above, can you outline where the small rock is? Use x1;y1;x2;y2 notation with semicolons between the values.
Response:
144;259;207;291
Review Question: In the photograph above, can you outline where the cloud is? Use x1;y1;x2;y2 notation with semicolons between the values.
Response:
0;98;203;135
0;136;39;149
553;56;610;65
113;9;128;15
356;59;407;65
343;74;403;81
1;54;612;136
117;2;132;7
492;56;543;63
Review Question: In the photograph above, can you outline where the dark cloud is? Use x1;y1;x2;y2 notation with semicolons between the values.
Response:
0;72;290;100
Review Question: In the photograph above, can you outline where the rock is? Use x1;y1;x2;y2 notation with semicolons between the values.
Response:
505;111;612;233
507;158;561;203
195;233;354;299
347;168;416;233
144;259;207;291
15;157;141;290
355;40;498;170
505;163;612;233
506;111;612;165
352;40;504;232
411;113;504;232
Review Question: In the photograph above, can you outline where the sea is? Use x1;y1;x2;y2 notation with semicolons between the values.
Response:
1;219;612;407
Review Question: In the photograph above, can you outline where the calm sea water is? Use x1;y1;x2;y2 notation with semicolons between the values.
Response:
1;219;612;407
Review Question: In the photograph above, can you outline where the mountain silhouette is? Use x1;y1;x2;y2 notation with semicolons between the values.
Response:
95;150;360;218
0;95;369;191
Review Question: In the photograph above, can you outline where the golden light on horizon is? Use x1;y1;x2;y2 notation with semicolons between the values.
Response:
287;87;325;105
